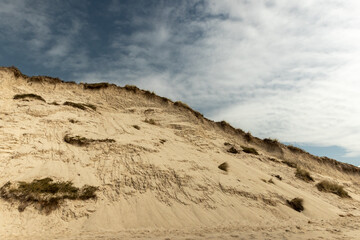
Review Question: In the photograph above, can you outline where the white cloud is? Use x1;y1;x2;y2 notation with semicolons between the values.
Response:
103;1;360;158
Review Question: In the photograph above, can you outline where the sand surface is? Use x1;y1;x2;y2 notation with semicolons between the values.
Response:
0;67;360;239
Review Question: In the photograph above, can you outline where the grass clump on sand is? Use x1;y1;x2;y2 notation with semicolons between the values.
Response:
63;101;96;111
241;146;259;155
316;180;351;198
144;118;157;125
227;146;239;154
282;160;297;168
0;178;98;213
13;93;45;102
64;134;115;146
295;167;314;182
218;162;229;172
286;198;304;212
83;82;109;90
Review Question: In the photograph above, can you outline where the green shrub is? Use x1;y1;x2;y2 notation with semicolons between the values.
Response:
13;94;45;102
295;167;314;182
286;198;304;212
0;178;98;213
316;180;351;198
218;162;229;172
241;146;259;155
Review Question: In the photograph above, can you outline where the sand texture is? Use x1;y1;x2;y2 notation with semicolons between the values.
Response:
0;67;360;239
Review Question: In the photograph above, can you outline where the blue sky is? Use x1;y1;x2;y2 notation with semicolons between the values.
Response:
1;0;360;166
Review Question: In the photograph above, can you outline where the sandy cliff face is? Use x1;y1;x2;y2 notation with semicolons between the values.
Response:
0;67;360;239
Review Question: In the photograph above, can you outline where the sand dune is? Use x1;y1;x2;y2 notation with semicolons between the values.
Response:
0;67;360;239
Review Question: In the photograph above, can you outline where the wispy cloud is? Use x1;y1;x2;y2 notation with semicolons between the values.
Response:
1;0;360;163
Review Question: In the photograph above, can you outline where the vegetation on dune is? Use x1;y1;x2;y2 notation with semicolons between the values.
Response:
13;93;45;102
227;146;239;154
0;178;98;213
287;145;307;154
64;134;115;146
83;82;109;90
241;146;259;155
295;167;314;182
218;162;229;172
144;118;157;125
282;160;297;168
286;197;304;212
63;101;96;111
316;180;351;198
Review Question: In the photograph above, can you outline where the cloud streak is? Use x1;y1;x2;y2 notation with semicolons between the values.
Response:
1;0;360;164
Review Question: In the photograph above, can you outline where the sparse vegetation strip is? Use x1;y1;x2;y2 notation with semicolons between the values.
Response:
64;134;115;146
316;180;350;198
63;101;96;111
0;178;97;213
13;93;45;102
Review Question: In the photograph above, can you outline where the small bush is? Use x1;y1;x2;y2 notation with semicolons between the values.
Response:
316;180;351;198
133;125;140;130
244;132;253;142
288;145;306;154
64;134;115;146
218;162;229;172
287;198;304;212
295;167;314;182
124;85;139;92
13;94;45;102
282;160;297;168
63;101;96;111
241;146;259;155
227;146;239;154
144;118;156;125
0;178;98;213
83;83;109;90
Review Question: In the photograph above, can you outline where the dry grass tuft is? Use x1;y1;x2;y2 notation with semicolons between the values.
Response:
286;198;304;212
63;101;96;111
13;94;45;102
241;146;259;155
227;146;239;154
0;178;97;213
64;134;115;146
295;167;314;182
316;180;351;198
282;160;297;168
83;83;109;90
287;145;307;154
144;118;157;125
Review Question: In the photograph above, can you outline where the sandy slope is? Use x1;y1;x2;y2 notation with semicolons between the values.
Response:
0;67;360;239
